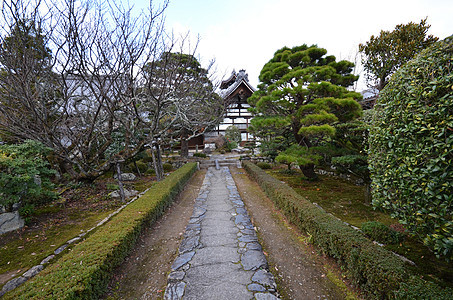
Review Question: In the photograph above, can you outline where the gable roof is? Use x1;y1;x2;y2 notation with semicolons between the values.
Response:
220;69;256;100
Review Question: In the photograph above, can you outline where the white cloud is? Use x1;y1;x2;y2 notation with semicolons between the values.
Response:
144;0;453;91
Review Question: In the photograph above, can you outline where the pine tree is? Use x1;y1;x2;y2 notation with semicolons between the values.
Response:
249;44;362;179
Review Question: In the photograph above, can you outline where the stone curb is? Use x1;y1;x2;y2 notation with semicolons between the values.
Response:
0;186;154;298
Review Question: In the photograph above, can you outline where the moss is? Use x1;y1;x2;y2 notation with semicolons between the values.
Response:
133;178;156;193
326;270;357;300
3;163;197;299
243;161;453;298
33;205;63;216
0;210;113;275
267;167;453;289
267;169;394;227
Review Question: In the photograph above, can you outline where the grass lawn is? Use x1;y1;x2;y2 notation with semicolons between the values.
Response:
267;166;453;289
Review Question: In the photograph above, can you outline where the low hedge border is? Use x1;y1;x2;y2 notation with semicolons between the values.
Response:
4;162;197;300
243;161;453;299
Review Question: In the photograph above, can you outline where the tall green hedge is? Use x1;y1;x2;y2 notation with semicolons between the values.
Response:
4;162;197;299
243;161;453;299
369;36;453;259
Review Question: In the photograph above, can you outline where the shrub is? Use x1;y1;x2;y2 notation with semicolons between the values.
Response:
395;275;453;299
18;203;35;225
162;162;173;172
144;168;155;176
242;161;452;298
369;36;453;259
127;160;148;174
135;161;149;173
193;152;207;158
361;221;404;245
225;125;241;143
256;162;271;169
275;145;321;179
0;140;57;212
226;140;237;152
4;163;197;299
106;183;119;190
275;153;296;170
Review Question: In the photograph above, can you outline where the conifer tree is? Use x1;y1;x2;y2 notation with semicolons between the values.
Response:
249;44;362;179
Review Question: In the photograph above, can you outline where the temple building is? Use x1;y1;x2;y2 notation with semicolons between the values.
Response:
205;69;255;144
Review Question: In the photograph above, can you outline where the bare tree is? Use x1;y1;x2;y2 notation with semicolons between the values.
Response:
141;48;224;154
0;0;224;182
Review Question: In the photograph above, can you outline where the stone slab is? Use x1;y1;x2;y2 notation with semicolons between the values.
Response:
0;211;24;234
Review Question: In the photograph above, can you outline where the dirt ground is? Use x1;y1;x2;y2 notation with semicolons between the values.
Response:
103;170;206;300
230;167;357;300
103;166;358;299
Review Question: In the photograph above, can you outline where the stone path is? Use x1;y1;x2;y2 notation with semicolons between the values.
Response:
165;167;279;300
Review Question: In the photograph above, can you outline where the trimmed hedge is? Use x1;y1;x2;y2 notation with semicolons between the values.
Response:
193;152;207;158
4;163;197;300
361;221;404;245
257;162;271;169
243;161;452;299
369;36;453;259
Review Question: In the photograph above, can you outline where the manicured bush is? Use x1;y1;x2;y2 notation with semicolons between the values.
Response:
162;162;173;172
256;162;271;169
225;140;237;152
361;221;404;245
369;36;453;259
128;160;148;174
394;275;453;299
225;125;241;143
243;161;452;299
193;152;207;158
144;168;155;176
4;163;197;299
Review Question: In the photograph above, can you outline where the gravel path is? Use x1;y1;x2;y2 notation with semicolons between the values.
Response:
164;167;280;300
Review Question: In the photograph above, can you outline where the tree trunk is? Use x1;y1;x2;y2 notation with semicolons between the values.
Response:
156;144;164;178
300;163;318;180
134;161;142;177
181;132;189;158
151;146;163;181
116;162;126;202
61;161;78;180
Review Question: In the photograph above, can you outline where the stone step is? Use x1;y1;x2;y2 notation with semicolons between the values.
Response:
199;160;241;169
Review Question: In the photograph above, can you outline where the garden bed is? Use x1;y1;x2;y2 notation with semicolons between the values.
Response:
243;161;453;299
266;167;453;289
2;162;197;299
0;173;157;284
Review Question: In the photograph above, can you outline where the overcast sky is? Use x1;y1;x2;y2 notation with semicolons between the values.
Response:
137;0;452;91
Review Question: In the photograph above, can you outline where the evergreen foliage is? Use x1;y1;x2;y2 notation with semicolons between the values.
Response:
0;19;56;143
243;161;453;299
0;140;57;211
369;36;453;260
359;18;438;90
225;125;241;143
248;44;362;179
3;163;197;299
330;115;371;200
361;221;404;245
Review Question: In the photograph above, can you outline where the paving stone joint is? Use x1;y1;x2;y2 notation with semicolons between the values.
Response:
164;167;280;300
